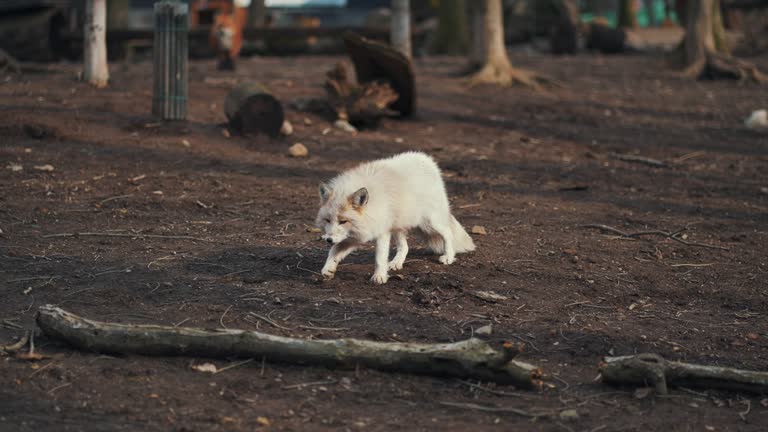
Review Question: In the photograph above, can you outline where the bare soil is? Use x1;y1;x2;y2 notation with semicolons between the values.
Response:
1;53;767;431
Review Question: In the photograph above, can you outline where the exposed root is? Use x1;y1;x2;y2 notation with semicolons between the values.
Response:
682;52;767;83
465;62;559;90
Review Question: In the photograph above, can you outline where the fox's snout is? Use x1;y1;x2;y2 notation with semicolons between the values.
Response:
321;235;336;245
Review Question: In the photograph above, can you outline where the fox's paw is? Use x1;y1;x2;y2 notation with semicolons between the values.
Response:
370;272;389;285
438;254;456;265
321;265;336;280
388;259;404;271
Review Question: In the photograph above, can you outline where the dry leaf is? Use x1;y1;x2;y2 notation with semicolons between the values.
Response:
256;416;271;426
471;226;487;235
33;164;55;172
6;163;22;172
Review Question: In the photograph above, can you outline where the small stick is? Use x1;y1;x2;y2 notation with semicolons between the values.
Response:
8;276;60;283
581;224;729;251
42;232;209;242
248;312;293;330
214;358;254;375
610;153;667;168
27;361;54;378
48;382;72;394
299;324;350;332
739;400;751;422
1;331;30;352
670;263;715;268
173;318;190;328
282;380;336;390
98;194;134;206
438;401;547;418
457;379;534;399
220;305;233;329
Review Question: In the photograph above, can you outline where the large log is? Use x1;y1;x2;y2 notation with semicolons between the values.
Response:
342;32;416;117
224;82;284;137
601;353;768;395
36;305;543;388
324;61;399;126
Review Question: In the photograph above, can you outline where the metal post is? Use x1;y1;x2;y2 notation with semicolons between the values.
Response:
153;1;188;120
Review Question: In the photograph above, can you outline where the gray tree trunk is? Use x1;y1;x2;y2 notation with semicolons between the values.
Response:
83;0;109;87
390;0;411;58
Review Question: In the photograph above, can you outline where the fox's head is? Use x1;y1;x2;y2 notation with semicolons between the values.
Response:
315;183;368;245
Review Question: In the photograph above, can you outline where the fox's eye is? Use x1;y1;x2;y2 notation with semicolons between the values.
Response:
338;219;348;225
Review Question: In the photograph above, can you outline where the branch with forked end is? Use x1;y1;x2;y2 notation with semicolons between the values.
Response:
36;305;544;388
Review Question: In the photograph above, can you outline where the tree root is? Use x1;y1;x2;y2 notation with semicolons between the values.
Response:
465;62;561;90
36;305;544;388
682;52;767;83
601;353;768;395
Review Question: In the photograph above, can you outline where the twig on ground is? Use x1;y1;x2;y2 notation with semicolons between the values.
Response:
214;358;254;375
610;153;667;168
282;380;337;390
739;400;751;422
299;324;350;332
42;232;209;242
1;331;30;353
248;312;293;330
220;305;233;329
97;194;134;206
457;379;535;399
581;224;729;251
48;382;72;394
438;401;549;418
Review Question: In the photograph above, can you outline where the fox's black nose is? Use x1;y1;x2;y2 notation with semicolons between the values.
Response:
326;238;334;244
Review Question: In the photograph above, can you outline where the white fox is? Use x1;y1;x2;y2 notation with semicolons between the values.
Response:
315;151;475;285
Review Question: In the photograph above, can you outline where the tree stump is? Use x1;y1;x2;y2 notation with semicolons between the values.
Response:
324;61;399;127
342;32;416;117
224;82;284;137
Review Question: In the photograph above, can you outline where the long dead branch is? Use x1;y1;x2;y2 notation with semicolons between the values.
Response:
600;353;768;395
36;305;543;388
581;224;729;251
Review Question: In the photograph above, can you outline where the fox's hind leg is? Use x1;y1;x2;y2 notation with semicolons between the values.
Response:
429;220;456;265
388;231;409;271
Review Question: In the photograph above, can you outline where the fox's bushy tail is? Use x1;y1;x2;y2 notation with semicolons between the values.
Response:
416;215;475;254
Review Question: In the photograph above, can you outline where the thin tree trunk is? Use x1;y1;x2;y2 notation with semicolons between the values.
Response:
618;0;638;29
248;0;267;27
468;1;487;68
390;0;412;58
83;0;108;88
466;0;552;88
678;0;764;81
431;0;468;54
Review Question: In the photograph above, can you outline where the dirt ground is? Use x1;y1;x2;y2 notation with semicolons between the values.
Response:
1;51;767;431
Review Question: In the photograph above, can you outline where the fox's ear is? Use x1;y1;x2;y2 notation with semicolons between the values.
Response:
349;187;368;208
319;182;331;204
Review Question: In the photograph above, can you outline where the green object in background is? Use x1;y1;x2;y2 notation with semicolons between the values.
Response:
579;0;679;28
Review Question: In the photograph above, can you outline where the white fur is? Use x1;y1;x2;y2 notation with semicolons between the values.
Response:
315;152;475;285
745;109;767;129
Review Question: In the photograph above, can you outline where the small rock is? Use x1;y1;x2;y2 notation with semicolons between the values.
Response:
471;225;487;235
559;409;579;422
333;119;357;134
256;416;271;426
475;324;492;336
222;128;231;138
288;143;308;158
33;164;54;172
745;109;768;129
280;120;294;136
152;190;164;195
303;117;313;126
181;139;191;147
472;290;508;303
6;163;22;172
395;137;404;143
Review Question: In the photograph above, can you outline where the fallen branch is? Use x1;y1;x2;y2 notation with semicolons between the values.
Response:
36;305;543;388
42;232;209;242
600;353;768;395
581;224;729;251
438;401;550;418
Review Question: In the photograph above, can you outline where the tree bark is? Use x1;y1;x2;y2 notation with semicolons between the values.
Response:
390;0;412;58
466;0;551;88
679;0;765;81
468;1;487;68
248;0;267;27
36;305;544;388
431;0;468;54
83;0;109;88
601;354;768;395
618;0;638;29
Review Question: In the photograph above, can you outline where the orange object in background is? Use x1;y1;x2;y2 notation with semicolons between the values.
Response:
191;0;247;70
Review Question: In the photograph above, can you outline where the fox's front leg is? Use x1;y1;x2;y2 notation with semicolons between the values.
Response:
370;232;391;285
321;241;357;280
